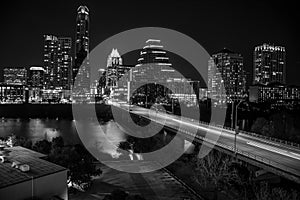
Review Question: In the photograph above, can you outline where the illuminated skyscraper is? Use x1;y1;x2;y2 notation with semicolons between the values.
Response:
73;5;90;92
208;48;246;102
43;35;58;89
253;43;286;85
58;37;72;90
106;48;123;89
133;39;175;84
3;67;27;85
105;49;133;100
131;39;178;105
43;35;72;90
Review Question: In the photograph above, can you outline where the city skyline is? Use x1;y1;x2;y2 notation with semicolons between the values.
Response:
0;1;299;86
0;3;297;107
1;2;300;199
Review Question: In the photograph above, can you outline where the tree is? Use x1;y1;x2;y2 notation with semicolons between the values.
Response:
48;144;102;191
126;195;146;200
252;181;300;200
251;117;269;134
52;136;64;149
103;190;146;200
8;135;32;149
118;141;132;151
33;139;52;154
103;195;113;200
194;150;240;194
111;189;128;200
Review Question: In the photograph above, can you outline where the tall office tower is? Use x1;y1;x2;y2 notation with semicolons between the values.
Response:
28;66;45;87
73;5;90;91
133;39;175;84
253;43;286;85
58;37;72;90
208;48;246;102
3;67;27;85
106;48;123;89
43;35;59;89
132;39;177;104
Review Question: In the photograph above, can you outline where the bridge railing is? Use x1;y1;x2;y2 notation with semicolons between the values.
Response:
129;106;300;149
123;106;299;179
181;117;300;149
199;135;300;178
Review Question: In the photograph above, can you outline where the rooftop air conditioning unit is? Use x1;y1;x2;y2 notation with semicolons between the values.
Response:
11;161;21;168
19;164;30;172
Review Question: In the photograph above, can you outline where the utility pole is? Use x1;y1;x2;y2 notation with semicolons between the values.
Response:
234;100;244;157
231;101;235;128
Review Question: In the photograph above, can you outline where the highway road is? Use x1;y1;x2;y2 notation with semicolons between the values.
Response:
115;104;300;181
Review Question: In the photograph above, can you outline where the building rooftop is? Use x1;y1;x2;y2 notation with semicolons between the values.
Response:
30;66;45;71
215;47;235;54
5;146;47;158
0;146;67;189
251;82;300;88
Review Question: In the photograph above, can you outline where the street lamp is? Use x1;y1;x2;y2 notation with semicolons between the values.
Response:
234;100;246;156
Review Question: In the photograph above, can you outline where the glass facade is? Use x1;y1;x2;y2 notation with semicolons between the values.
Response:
253;43;286;85
73;5;90;92
208;48;246;103
43;35;72;90
133;39;175;85
58;37;72;90
43;35;59;89
28;66;44;88
3;67;27;85
249;84;300;103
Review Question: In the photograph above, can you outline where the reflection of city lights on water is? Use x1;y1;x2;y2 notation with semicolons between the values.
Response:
43;128;59;141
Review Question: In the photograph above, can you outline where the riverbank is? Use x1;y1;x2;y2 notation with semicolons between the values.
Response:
0;104;112;119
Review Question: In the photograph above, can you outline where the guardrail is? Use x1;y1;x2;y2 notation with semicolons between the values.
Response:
124;105;300;149
163;109;300;149
117;106;300;180
194;120;300;149
179;127;300;179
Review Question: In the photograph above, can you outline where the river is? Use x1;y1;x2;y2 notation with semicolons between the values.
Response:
0;118;128;158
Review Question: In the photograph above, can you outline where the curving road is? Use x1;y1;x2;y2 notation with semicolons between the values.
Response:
115;103;300;182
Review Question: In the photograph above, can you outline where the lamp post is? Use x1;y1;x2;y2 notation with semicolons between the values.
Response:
234;100;245;156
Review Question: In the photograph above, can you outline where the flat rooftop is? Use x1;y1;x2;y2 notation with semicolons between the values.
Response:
5;146;47;158
0;146;67;189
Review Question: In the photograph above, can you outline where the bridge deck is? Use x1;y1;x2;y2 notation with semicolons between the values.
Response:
114;104;300;183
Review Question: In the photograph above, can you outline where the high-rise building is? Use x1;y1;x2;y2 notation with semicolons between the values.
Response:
105;49;133;100
43;35;59;89
253;43;286;85
208;48;246;102
3;67;27;85
106;48;123;89
58;37;72;90
73;5;90;91
28;66;45;102
43;35;72;90
28;66;45;87
132;39;185;105
133;39;175;84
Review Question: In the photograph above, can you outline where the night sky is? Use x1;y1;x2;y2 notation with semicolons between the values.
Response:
0;0;299;85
